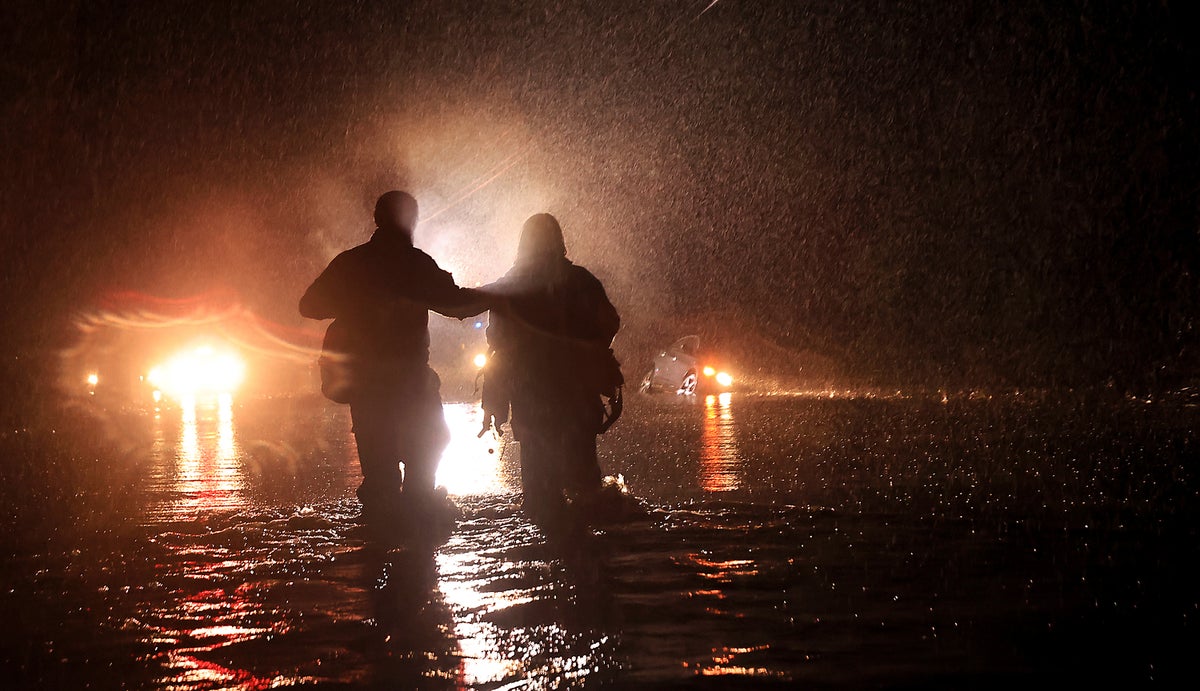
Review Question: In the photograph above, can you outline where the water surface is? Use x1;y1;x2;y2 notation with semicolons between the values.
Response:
2;391;1195;688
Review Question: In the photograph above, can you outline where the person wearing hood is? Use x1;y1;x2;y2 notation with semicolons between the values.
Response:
300;191;487;519
480;213;621;517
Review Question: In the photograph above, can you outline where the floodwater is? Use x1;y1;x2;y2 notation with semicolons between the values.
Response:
1;390;1196;688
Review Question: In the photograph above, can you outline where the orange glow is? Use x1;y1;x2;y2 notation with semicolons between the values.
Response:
473;352;488;369
700;392;740;492
86;372;99;387
701;366;734;388
696;644;780;678
167;393;241;517
148;345;246;401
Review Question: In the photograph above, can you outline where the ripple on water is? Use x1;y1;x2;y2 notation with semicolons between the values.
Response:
3;396;1194;688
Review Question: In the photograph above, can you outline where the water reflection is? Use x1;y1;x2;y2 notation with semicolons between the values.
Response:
166;393;243;517
700;392;740;492
434;404;616;686
436;519;618;688
130;398;615;688
358;543;465;687
13;391;1184;688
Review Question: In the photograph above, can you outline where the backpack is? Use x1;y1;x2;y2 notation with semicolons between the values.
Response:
318;319;355;404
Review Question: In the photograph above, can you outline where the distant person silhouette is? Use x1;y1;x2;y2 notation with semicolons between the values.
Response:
480;213;622;518
300;191;485;519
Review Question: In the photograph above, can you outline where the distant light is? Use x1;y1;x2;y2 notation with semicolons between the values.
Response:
149;345;246;401
473;321;484;329
715;372;734;387
86;372;99;387
473;353;488;369
702;365;716;377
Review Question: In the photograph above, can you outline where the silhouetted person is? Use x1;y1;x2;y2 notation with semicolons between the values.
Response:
481;214;621;517
300;191;485;518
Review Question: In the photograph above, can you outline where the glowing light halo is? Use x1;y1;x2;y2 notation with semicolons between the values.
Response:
76;290;326;367
149;345;246;401
700;365;734;389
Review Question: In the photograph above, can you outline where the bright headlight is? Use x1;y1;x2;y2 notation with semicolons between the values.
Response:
149;345;246;401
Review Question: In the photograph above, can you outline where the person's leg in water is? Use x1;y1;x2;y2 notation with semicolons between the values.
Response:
517;433;562;511
562;429;603;499
511;395;566;519
559;393;604;501
394;368;451;505
350;394;404;513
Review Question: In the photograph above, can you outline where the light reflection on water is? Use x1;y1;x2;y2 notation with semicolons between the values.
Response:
156;393;243;518
701;392;740;492
151;399;509;518
135;400;617;689
434;405;617;687
16;395;1183;688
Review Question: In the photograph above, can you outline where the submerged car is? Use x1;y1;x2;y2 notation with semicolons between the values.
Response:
637;335;734;395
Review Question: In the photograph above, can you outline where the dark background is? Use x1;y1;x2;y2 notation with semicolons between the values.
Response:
3;0;1197;393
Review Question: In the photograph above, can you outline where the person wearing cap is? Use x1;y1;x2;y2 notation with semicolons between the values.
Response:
300;191;486;519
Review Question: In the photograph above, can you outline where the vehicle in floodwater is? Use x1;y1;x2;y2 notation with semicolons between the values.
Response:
637;335;734;395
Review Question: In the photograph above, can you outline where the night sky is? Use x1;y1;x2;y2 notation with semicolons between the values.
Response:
3;0;1196;390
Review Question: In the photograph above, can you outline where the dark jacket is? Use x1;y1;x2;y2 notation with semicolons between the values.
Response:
300;230;483;374
485;256;620;403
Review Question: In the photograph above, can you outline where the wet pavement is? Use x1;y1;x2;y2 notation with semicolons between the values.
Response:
1;391;1197;688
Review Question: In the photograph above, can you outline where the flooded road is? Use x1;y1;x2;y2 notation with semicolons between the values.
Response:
2;391;1196;688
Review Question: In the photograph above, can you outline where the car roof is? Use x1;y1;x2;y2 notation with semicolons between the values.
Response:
670;335;700;350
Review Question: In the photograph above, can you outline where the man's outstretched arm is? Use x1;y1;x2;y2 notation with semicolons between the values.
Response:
430;285;493;319
420;260;494;318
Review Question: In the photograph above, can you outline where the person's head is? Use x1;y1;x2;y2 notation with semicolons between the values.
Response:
374;191;419;237
516;213;567;263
